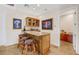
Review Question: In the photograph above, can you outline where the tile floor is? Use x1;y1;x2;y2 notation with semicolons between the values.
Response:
0;41;76;55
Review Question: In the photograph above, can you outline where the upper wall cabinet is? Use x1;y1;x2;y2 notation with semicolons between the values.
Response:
26;17;40;27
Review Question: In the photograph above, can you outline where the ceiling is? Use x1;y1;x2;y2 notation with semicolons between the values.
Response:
7;4;79;16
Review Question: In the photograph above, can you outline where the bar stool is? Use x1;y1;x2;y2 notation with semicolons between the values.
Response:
17;34;30;49
22;39;36;54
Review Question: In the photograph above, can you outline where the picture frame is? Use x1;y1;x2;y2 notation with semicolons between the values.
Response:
13;18;22;29
42;18;53;30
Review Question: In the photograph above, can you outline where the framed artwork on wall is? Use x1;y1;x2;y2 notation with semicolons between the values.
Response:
42;18;53;30
13;18;22;29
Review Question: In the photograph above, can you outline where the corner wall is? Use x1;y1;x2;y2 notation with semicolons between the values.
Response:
60;14;74;33
39;14;60;47
0;5;35;46
0;11;7;45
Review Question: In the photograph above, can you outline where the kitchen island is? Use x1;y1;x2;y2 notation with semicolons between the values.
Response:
25;31;50;54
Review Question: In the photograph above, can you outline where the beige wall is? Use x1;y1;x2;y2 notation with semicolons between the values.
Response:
39;14;60;47
0;13;6;45
0;5;36;46
0;6;7;45
60;14;74;34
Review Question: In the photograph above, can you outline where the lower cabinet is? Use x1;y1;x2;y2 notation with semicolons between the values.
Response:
28;33;50;54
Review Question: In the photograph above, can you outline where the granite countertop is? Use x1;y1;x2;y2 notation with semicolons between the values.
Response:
25;31;50;36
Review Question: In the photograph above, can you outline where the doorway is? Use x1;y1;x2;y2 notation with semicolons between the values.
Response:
60;12;75;54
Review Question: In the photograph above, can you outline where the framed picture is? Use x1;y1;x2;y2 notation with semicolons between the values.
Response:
13;18;22;29
42;18;53;30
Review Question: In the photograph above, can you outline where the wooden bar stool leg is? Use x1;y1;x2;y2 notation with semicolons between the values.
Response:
32;43;36;53
22;45;28;55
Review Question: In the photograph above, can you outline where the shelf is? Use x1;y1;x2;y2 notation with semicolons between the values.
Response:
26;17;40;27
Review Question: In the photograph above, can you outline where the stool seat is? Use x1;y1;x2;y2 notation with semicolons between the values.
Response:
25;39;33;45
21;37;29;40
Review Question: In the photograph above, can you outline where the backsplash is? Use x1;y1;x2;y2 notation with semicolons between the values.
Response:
25;27;40;31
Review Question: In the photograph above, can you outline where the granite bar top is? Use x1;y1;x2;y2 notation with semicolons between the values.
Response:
25;31;50;36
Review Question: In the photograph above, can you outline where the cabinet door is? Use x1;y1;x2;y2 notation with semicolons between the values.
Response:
26;17;40;27
41;34;50;54
36;20;39;26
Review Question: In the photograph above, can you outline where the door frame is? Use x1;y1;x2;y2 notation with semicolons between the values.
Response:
59;9;76;50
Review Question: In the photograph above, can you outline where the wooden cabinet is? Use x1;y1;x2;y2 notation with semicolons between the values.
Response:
60;33;72;43
33;34;50;55
40;34;50;54
26;17;40;27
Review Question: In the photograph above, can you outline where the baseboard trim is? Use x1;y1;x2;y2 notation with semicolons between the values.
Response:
1;42;18;46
